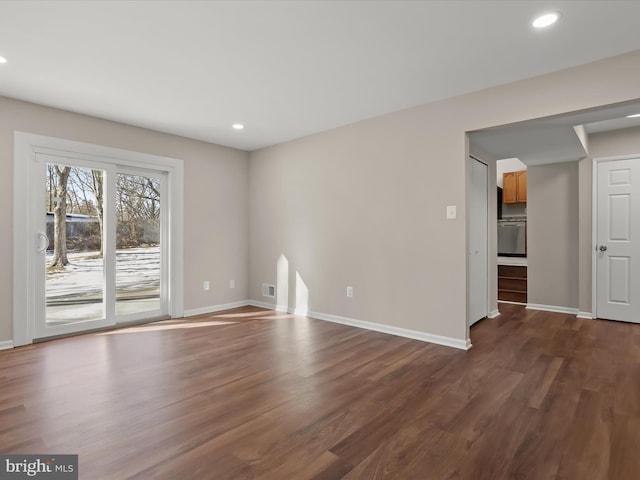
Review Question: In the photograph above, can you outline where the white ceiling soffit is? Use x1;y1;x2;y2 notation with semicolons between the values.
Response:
1;1;640;151
470;124;588;166
469;100;640;166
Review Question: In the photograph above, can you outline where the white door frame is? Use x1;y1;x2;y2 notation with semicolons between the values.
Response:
591;154;638;319
13;132;184;346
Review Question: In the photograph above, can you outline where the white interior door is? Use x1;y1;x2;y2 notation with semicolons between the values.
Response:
469;157;489;326
596;158;640;323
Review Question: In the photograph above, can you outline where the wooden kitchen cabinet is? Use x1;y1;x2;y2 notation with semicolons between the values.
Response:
498;265;527;303
503;171;527;203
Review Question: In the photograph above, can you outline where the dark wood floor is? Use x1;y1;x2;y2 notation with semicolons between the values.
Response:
1;304;639;479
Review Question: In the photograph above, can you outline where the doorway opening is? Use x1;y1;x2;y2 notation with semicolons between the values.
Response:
468;99;640;326
496;158;528;306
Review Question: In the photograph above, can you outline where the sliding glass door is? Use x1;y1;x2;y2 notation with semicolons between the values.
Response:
34;154;168;339
13;132;183;346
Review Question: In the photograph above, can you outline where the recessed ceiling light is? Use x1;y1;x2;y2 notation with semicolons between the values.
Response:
232;124;244;130
532;12;560;29
626;113;640;118
0;56;7;64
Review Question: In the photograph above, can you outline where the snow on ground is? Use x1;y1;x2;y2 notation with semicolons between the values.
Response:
46;247;160;303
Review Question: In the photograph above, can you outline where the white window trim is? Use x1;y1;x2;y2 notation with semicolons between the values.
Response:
13;131;184;346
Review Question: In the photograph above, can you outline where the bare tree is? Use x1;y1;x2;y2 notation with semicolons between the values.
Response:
47;164;55;213
49;165;71;268
115;175;160;247
92;171;104;255
46;167;160;262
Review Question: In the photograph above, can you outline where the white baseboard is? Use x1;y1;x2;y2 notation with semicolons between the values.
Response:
487;309;500;318
577;311;594;319
308;310;470;350
526;303;579;315
184;300;250;317
248;300;470;350
248;299;275;310
0;340;14;350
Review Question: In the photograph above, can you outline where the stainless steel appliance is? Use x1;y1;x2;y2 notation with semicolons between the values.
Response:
498;218;526;257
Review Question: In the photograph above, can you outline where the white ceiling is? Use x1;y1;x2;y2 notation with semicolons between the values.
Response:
1;1;640;151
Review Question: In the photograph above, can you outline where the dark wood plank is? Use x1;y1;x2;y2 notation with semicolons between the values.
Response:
1;305;639;479
610;414;640;479
556;389;612;480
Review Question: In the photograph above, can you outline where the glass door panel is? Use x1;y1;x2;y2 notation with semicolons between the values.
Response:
44;162;107;327
115;173;162;316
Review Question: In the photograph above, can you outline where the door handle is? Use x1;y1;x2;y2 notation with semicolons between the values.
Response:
37;233;49;253
599;245;607;252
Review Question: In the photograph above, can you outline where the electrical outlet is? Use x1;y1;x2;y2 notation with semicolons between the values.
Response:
346;286;353;298
203;281;210;291
230;279;235;289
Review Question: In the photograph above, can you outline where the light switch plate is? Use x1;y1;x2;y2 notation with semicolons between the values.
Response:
446;205;457;219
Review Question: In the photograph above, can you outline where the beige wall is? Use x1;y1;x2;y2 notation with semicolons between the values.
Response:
1;96;250;342
249;50;640;343
527;162;579;309
589;126;640;158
